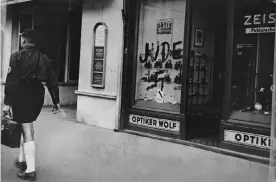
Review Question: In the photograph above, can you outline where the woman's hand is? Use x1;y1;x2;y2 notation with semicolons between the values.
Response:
2;105;12;118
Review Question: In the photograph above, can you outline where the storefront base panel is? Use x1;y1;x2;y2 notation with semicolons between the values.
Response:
186;114;220;141
219;121;270;158
76;93;117;130
127;125;181;139
121;110;270;164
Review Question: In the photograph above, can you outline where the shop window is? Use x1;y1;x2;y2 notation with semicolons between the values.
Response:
67;10;82;81
1;30;3;62
230;0;275;123
134;0;186;113
1;30;4;78
34;12;68;82
18;14;33;50
12;3;82;83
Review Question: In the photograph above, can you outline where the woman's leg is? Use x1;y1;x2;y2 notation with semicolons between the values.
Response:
15;133;27;172
18;134;26;162
17;122;37;181
21;122;36;173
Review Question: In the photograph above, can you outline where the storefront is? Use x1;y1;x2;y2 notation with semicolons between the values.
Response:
120;0;276;158
220;0;276;157
1;0;82;105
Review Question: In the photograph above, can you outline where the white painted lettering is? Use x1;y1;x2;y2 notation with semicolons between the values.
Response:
244;15;252;25
263;14;266;24
268;13;276;24
253;14;261;25
244;13;276;26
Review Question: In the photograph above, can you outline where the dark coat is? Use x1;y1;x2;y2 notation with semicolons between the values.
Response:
4;44;60;106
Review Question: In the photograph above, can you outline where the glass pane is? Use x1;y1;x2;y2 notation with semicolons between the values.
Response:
19;14;33;50
35;13;68;82
187;0;227;112
68;10;82;81
134;0;186;113
231;0;275;123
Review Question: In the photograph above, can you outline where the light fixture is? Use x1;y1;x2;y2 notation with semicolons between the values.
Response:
254;102;262;111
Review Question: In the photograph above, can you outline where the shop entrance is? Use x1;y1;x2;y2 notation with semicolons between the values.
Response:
186;0;228;146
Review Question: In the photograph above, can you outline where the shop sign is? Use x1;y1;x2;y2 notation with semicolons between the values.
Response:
244;13;276;34
244;13;276;26
129;114;180;132
157;19;173;35
224;130;272;149
245;27;275;34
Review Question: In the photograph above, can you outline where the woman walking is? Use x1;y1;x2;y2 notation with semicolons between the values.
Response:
2;29;60;181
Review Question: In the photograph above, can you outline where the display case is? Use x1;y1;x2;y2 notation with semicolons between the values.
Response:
135;53;182;112
187;50;212;106
133;0;186;113
229;2;275;125
220;0;275;157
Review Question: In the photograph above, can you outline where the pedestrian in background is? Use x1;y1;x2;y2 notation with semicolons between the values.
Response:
2;28;61;181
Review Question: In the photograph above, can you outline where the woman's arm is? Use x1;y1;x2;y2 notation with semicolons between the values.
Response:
4;52;20;106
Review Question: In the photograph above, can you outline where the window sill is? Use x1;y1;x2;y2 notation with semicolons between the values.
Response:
75;90;117;100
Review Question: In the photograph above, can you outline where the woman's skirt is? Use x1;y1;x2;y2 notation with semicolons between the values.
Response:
12;79;45;123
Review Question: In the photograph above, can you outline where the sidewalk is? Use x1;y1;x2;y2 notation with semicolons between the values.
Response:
1;106;271;182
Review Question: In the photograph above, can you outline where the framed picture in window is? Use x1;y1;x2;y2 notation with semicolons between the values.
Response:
194;28;204;47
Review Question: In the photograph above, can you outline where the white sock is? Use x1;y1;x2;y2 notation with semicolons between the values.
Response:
18;135;25;162
23;141;35;173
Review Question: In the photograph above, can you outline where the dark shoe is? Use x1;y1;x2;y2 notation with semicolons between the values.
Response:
15;159;27;171
17;171;36;181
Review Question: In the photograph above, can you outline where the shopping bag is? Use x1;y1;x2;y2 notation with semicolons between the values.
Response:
1;115;22;148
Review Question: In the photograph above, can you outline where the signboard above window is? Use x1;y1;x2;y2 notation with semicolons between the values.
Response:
243;2;276;34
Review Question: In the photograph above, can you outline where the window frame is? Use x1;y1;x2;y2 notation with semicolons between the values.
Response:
16;8;81;84
130;0;189;115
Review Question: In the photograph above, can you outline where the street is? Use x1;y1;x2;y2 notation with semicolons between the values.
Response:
1;107;270;182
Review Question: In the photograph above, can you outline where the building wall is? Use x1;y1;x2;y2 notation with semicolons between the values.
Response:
76;0;124;129
0;3;78;106
1;5;12;82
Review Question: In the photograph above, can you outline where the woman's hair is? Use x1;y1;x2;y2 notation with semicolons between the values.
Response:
21;29;37;43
